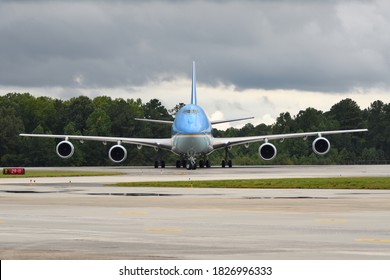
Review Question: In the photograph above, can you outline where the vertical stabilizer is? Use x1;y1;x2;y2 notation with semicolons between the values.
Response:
191;61;197;105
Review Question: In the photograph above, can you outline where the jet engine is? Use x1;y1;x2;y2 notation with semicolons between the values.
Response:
108;144;127;163
258;142;277;160
56;140;74;159
312;137;330;155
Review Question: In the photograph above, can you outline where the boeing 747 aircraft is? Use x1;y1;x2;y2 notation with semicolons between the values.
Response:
20;62;367;169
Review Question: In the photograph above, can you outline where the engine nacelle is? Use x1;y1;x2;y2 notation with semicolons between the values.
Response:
56;140;74;159
258;142;277;160
108;144;127;163
312;137;330;156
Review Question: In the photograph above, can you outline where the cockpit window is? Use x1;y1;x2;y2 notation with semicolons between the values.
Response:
184;109;199;114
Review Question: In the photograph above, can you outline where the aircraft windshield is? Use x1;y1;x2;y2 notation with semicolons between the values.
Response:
184;109;199;114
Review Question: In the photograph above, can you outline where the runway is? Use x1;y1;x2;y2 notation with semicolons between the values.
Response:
1;165;390;259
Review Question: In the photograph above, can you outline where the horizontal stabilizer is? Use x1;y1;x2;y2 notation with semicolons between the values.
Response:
134;118;173;125
211;117;254;125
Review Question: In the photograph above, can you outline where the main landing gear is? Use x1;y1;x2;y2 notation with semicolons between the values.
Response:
221;159;232;168
154;160;165;168
154;148;165;168
198;159;211;168
221;147;233;168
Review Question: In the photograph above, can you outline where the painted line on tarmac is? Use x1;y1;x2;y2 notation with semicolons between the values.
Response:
355;238;390;243
120;211;146;215
144;228;182;233
316;218;349;223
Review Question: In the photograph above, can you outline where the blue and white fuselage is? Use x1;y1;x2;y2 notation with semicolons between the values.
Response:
172;104;213;157
171;62;214;164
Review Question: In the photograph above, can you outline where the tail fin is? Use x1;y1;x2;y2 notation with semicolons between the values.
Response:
191;61;197;105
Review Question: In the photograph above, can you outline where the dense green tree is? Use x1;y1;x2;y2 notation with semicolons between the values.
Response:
66;96;95;133
327;98;364;129
109;98;141;137
273;112;295;134
23;125;56;166
0;93;388;167
0;105;24;166
142;99;172;138
93;96;113;112
366;100;389;160
295;107;327;131
83;108;112;165
326;98;366;159
238;123;255;137
384;104;390;158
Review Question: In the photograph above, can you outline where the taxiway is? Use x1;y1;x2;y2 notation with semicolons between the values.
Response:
1;165;389;259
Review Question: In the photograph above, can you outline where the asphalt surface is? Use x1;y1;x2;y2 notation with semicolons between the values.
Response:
1;165;390;259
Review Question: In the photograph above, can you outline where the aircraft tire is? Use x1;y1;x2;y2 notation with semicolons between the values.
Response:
186;162;197;170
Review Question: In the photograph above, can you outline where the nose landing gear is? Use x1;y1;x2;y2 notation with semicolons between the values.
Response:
175;154;211;170
185;155;197;170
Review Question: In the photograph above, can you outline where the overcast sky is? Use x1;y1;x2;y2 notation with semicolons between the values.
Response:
1;0;389;128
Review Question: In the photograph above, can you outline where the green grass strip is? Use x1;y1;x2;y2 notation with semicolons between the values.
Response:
1;170;125;178
111;177;390;189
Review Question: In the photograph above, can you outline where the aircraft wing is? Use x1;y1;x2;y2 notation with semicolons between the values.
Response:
212;129;368;150
19;134;173;150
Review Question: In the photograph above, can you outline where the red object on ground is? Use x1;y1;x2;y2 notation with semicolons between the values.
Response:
3;168;25;175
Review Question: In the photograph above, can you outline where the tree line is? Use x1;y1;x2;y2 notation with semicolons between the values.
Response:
0;93;389;167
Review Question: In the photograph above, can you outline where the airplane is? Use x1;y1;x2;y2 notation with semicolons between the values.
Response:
20;62;368;170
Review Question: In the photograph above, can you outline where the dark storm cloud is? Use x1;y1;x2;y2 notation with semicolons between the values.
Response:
1;0;389;92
